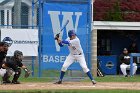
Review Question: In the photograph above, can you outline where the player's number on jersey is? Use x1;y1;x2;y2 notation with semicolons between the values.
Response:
72;46;76;50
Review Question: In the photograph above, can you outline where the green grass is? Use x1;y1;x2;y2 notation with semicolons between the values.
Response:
94;75;140;82
1;76;140;92
11;75;140;83
1;75;140;83
0;89;140;93
79;75;140;82
18;77;54;82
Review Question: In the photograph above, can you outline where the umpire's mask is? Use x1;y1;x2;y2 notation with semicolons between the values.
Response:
14;50;23;62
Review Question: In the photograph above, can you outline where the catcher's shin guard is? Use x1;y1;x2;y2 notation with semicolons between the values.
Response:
12;68;21;83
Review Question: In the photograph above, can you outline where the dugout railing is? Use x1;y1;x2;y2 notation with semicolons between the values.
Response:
130;53;140;76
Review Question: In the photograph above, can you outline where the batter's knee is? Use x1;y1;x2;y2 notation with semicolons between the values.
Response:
61;66;67;72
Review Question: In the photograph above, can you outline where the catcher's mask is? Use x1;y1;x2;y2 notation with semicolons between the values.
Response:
14;50;23;61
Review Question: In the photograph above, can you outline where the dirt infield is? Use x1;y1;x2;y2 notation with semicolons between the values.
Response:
0;82;140;90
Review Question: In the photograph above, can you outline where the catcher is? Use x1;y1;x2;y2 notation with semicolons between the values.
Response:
2;50;30;84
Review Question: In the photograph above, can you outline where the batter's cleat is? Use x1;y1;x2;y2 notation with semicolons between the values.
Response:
125;75;128;77
92;80;96;85
54;80;62;84
12;80;20;84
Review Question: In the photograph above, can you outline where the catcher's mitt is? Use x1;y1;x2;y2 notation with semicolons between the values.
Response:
24;68;31;78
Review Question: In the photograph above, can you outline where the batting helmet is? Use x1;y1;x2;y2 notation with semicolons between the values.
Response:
68;30;76;38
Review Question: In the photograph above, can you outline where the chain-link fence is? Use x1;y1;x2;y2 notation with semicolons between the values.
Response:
0;0;39;29
0;0;93;79
0;0;39;78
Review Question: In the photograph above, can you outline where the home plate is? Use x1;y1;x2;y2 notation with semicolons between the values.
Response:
79;86;96;88
68;86;95;88
28;84;37;87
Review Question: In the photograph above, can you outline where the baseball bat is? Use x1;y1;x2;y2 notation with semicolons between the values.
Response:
60;20;69;32
55;20;69;40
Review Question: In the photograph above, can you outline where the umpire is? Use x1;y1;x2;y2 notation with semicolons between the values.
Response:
0;42;9;68
0;42;10;83
2;50;30;84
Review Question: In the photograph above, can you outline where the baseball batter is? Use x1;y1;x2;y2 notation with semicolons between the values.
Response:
54;30;96;85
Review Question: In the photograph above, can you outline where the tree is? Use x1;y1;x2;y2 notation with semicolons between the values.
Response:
105;1;123;21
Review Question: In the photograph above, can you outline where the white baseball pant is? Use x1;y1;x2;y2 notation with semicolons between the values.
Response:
120;63;137;76
61;54;90;73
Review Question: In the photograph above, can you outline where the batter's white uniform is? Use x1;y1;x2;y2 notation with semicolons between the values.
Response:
61;36;90;73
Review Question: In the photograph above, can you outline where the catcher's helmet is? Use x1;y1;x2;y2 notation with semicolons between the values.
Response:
68;30;76;38
14;50;23;61
14;50;23;57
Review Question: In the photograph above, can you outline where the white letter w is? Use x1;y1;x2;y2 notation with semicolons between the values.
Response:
48;11;82;51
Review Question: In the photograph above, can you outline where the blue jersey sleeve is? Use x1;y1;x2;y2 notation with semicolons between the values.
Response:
58;40;70;47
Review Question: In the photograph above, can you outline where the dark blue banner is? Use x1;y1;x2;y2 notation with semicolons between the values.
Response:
42;2;89;70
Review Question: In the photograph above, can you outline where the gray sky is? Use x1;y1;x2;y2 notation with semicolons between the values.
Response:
0;0;4;3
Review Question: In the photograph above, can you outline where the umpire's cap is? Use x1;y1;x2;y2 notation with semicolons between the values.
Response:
0;42;9;47
68;30;76;38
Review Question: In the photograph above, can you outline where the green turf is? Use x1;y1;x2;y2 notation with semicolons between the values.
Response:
18;77;53;82
1;75;140;83
83;75;140;82
0;89;140;93
99;75;140;82
15;75;140;83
